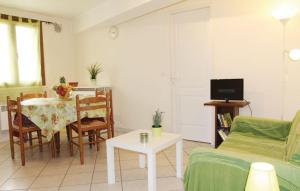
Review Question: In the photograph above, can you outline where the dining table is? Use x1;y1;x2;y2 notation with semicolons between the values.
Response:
21;97;106;153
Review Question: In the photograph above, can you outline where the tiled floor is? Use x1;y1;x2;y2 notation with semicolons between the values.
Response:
0;130;211;191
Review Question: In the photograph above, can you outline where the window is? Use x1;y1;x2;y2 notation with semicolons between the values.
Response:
0;18;43;87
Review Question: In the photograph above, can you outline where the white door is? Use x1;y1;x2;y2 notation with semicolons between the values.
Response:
171;8;213;143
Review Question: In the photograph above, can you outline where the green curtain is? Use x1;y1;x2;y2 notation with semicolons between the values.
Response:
0;16;42;87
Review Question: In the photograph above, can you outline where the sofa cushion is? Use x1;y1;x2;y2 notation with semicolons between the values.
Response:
230;116;291;141
287;110;300;163
219;132;286;160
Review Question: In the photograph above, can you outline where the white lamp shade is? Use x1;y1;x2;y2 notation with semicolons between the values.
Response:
289;49;300;61
245;162;280;191
272;5;298;20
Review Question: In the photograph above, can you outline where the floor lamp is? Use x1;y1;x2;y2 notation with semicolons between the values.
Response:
272;5;299;119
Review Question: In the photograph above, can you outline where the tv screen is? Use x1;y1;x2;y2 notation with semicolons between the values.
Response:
210;79;244;101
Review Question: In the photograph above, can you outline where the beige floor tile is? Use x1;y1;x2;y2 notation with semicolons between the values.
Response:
157;166;176;178
121;168;147;181
0;166;20;184
0;132;202;191
0;175;11;187
92;170;121;184
183;140;211;149
0;176;36;190
40;166;69;176
119;159;141;170
0;163;21;176
119;156;170;170
91;183;122;191
28;187;59;191
11;167;43;178
59;184;90;191
71;157;96;165
122;177;184;191
46;158;73;167
67;164;94;174
166;155;189;167
61;173;92;186
118;150;139;161
164;150;189;158
30;175;65;189
122;179;147;191
96;149;119;160
157;177;184;191
184;145;211;154
157;156;172;166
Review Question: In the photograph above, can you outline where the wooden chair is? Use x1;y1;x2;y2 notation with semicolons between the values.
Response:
7;96;43;166
20;91;47;146
20;91;47;101
96;89;114;137
69;94;111;164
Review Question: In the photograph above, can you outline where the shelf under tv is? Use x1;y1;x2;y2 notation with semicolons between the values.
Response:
204;100;250;148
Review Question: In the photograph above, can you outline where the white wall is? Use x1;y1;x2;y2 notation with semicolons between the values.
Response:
75;0;300;131
42;22;76;88
75;5;173;131
0;7;76;92
211;0;300;119
73;0;184;32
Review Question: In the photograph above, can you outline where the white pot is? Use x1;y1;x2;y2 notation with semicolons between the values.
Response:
90;78;97;86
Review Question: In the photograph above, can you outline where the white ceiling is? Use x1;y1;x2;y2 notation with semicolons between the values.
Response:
0;0;104;18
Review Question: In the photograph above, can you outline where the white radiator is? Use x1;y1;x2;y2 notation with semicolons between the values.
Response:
0;104;8;131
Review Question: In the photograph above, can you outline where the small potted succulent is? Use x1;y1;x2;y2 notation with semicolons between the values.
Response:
152;109;164;137
87;63;103;85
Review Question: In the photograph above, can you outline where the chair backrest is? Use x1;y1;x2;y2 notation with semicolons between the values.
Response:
20;91;47;101
7;96;23;132
75;94;110;129
95;89;105;97
96;89;113;113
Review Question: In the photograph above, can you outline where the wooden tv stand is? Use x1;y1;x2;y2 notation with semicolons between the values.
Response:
204;100;250;148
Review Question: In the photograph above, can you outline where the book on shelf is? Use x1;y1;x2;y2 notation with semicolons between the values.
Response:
217;114;224;127
218;129;228;141
217;113;232;128
224;113;233;127
221;114;229;128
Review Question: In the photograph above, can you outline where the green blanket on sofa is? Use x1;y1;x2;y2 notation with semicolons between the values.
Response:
184;112;300;191
184;148;300;191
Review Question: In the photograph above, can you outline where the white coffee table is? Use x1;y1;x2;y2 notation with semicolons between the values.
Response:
106;130;183;191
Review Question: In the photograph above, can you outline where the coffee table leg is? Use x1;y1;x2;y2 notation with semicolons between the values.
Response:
147;153;157;191
176;140;183;178
139;154;146;168
107;144;115;184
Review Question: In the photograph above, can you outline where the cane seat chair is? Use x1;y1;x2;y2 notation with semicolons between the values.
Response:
96;89;114;137
7;96;43;166
20;91;47;101
69;94;111;164
20;91;47;146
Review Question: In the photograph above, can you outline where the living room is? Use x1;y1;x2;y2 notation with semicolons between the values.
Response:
0;0;300;190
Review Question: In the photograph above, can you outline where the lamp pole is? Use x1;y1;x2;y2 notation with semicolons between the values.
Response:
280;19;289;120
273;5;299;120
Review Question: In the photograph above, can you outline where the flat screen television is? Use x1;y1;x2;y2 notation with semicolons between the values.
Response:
210;79;244;102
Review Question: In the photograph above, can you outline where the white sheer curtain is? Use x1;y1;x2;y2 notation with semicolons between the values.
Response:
0;17;42;87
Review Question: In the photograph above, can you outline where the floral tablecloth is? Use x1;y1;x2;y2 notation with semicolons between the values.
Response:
21;98;106;140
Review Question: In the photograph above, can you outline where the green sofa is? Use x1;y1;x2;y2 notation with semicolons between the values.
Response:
184;111;300;191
